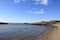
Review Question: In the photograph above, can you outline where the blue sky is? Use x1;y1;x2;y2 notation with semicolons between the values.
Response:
0;0;60;23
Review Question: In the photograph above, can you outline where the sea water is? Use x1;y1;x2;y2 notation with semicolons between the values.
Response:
0;23;52;40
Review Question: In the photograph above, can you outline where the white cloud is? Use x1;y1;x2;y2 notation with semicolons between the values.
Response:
34;0;41;4
34;0;49;5
41;0;48;5
14;0;26;3
30;8;44;14
28;9;44;14
14;0;21;3
13;0;49;5
34;9;44;14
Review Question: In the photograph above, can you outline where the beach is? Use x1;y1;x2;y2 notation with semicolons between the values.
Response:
38;22;60;40
0;22;60;40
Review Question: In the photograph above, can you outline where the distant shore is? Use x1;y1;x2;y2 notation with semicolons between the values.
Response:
0;22;8;24
31;20;59;26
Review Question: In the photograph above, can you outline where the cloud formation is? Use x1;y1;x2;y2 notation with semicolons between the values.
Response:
34;0;49;5
28;9;44;14
14;0;20;3
41;0;48;5
14;0;25;3
14;0;49;5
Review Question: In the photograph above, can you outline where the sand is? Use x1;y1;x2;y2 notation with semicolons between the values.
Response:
38;22;60;40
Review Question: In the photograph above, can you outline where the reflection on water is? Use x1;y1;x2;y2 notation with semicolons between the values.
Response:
0;23;52;40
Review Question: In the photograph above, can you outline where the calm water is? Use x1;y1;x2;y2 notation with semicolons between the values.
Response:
0;23;52;40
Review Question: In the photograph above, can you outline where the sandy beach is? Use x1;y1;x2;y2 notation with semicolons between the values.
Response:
38;22;60;40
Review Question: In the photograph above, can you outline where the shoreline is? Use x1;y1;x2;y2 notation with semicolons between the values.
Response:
38;23;60;40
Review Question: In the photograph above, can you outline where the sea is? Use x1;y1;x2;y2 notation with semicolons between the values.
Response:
0;23;52;40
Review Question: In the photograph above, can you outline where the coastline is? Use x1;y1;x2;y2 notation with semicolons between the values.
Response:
0;22;8;24
38;22;60;40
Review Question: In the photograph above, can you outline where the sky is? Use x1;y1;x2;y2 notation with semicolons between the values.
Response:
0;0;60;23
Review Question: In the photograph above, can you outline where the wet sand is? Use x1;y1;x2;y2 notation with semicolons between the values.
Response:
38;23;60;40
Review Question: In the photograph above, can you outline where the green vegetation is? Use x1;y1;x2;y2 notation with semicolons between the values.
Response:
31;20;60;26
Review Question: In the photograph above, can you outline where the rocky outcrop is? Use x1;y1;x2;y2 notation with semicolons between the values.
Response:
0;22;8;24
